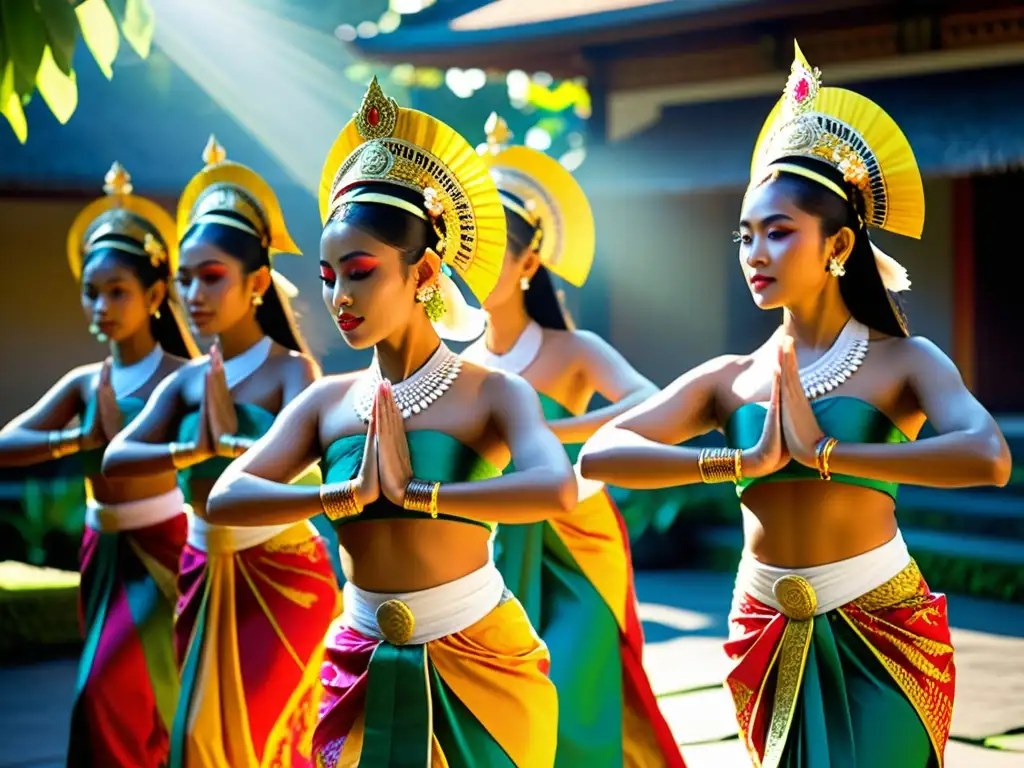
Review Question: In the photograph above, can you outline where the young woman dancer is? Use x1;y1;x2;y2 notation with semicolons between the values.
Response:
0;162;198;766
102;139;340;767
202;78;578;767
579;43;1011;768
462;114;683;766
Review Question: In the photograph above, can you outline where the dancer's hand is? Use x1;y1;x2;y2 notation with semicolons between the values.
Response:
780;336;826;467
375;381;414;506
352;392;380;510
742;349;790;478
84;360;121;449
205;345;239;453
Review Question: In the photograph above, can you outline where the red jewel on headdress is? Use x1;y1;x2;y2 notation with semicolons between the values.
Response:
368;107;380;127
793;77;810;103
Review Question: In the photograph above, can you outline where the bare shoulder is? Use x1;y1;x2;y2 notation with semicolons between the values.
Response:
269;346;321;379
886;335;960;379
666;353;747;394
480;367;542;410
306;370;361;406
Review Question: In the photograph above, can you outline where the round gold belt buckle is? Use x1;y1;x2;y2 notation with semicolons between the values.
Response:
376;599;415;645
772;575;817;621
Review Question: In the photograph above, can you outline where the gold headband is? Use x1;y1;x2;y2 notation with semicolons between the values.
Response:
481;114;595;287
319;77;505;302
751;42;924;238
177;136;301;254
67;162;178;281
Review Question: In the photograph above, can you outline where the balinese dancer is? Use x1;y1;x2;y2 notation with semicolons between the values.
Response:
102;138;340;767
201;78;578;767
0;162;198;767
579;43;1011;768
463;114;681;767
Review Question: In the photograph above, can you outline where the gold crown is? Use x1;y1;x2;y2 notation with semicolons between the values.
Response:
319;77;506;302
751;42;924;238
67;162;178;280
177;135;301;254
481;115;595;287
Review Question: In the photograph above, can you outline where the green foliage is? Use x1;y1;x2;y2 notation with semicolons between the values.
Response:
0;478;85;565
0;0;155;143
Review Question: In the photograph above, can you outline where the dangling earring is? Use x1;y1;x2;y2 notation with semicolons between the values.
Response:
829;256;846;278
415;280;446;322
520;276;530;291
252;293;264;307
88;322;108;343
151;307;161;320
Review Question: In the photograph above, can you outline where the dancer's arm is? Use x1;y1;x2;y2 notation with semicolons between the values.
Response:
782;336;1012;487
546;331;659;444
0;366;95;466
579;355;786;488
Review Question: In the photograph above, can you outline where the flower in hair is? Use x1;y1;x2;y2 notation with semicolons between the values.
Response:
144;233;167;267
423;187;444;218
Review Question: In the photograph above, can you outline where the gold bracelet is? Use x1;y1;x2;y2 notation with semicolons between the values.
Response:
48;429;80;459
403;479;440;518
320;482;362;521
698;448;739;484
217;434;248;459
169;441;197;470
815;437;839;480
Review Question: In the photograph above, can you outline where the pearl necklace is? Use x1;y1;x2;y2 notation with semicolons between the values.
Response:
352;343;461;422
462;321;543;374
798;318;869;399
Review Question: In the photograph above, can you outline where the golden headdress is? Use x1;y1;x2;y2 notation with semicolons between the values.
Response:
480;113;595;287
177;136;300;296
319;77;506;306
751;42;923;293
67;162;178;281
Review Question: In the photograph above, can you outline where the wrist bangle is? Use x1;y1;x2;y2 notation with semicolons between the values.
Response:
218;434;246;458
815;437;839;480
169;441;197;470
320;482;362;521
48;429;80;459
698;448;738;484
403;479;440;518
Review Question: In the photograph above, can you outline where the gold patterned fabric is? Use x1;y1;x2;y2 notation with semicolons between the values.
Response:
725;560;954;767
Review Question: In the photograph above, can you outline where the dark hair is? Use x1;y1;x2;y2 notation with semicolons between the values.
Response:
757;156;909;337
332;182;439;272
182;212;308;353
82;235;197;358
504;203;571;331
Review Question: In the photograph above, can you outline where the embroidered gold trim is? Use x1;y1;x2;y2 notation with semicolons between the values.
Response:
762;618;813;768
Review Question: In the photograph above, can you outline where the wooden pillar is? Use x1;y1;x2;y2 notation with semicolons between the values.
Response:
951;177;975;391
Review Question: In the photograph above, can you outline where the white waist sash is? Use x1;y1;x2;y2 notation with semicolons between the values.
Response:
86;487;185;533
342;561;508;646
734;530;911;617
186;512;302;554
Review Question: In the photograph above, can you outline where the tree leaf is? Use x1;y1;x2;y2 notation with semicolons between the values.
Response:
37;45;78;124
76;0;119;80
1;62;28;143
36;0;80;76
118;0;154;58
1;2;48;96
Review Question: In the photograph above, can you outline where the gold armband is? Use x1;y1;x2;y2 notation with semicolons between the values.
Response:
698;448;742;484
169;441;198;470
403;479;440;519
320;482;362;521
815;437;839;481
48;429;81;459
217;434;249;459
